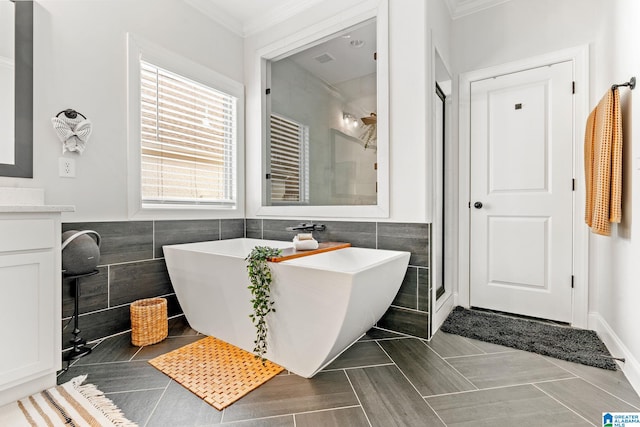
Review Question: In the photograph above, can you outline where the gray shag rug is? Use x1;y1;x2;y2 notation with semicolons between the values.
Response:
440;306;618;370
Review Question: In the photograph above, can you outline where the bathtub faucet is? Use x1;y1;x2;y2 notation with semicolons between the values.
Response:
285;223;326;232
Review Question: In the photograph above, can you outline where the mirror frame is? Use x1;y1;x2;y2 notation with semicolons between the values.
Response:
256;0;389;218
0;0;33;178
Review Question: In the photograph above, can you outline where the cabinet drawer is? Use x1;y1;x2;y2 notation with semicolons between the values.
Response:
0;219;55;252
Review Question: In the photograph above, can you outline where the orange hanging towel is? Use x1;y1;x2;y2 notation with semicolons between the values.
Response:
584;88;622;236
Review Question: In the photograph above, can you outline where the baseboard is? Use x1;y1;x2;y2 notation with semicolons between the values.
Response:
0;373;56;407
432;293;455;334
589;312;640;396
452;291;461;308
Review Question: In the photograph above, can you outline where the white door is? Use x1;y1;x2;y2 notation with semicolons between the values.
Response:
469;61;574;323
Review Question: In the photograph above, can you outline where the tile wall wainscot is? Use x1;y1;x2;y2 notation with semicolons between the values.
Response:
60;219;246;354
247;219;432;339
60;218;431;359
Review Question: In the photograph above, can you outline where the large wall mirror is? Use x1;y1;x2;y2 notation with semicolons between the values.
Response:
265;19;377;206
258;2;389;217
0;0;33;178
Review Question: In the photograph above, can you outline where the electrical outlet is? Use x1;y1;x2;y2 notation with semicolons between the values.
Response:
59;157;76;178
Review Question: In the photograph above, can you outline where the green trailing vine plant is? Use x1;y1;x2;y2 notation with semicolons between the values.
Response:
246;246;282;361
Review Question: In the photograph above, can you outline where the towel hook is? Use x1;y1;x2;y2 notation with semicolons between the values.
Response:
612;77;636;91
56;108;87;120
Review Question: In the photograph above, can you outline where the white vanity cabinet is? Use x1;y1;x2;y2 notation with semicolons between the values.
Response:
0;206;73;406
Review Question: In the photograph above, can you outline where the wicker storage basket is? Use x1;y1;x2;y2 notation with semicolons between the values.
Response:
130;297;168;346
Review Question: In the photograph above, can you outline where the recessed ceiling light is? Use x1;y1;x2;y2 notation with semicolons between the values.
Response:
349;40;365;49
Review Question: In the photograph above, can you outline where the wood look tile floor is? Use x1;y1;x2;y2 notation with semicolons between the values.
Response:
57;316;640;426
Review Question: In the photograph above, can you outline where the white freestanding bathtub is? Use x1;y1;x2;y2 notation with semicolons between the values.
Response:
163;238;410;378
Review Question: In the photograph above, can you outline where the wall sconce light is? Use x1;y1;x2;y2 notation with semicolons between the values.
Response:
343;112;359;128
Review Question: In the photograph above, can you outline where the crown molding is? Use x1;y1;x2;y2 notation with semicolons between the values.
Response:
183;0;244;36
243;0;325;37
184;0;325;38
185;0;512;36
444;0;512;20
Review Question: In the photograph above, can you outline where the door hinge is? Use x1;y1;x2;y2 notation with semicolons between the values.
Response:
572;178;575;191
265;173;271;179
572;81;575;94
571;275;574;288
468;201;471;209
266;88;271;95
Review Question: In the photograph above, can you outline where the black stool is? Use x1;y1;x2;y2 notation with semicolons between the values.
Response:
63;269;99;364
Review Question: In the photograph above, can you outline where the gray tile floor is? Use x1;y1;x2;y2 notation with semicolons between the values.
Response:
57;316;640;426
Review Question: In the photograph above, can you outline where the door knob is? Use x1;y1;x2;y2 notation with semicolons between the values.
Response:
474;201;483;209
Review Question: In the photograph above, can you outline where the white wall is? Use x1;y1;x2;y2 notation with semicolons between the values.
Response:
452;0;604;74
0;1;15;165
244;0;430;221
0;1;12;59
589;0;640;392
0;0;244;222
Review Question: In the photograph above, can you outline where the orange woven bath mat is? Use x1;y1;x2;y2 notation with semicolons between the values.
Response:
148;336;284;410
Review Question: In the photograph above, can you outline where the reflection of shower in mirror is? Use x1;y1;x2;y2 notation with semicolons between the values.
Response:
342;112;359;128
360;113;377;149
265;17;379;207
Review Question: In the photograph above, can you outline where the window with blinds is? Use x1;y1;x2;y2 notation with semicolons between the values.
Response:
140;59;236;207
269;114;309;203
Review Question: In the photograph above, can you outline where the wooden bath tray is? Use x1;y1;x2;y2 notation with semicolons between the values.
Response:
268;242;351;262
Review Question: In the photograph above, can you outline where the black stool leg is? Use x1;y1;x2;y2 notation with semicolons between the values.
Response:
64;277;92;362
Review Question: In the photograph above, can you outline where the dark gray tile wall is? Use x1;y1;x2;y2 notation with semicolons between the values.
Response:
221;218;246;240
418;268;431;312
254;219;432;339
109;260;172;306
377;306;430;339
61;219;245;351
245;219;262;239
393;267;418;309
314;220;377;248
64;221;153;265
377;222;430;267
153;219;220;258
262;218;308;241
62;266;108;317
62;218;431;351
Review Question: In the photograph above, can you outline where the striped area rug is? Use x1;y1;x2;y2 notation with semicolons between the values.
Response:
0;375;136;426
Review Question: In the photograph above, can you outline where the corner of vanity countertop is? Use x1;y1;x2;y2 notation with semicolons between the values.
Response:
0;187;75;212
0;204;75;213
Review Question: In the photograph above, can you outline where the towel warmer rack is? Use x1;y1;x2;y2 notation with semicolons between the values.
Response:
612;76;636;91
56;108;87;120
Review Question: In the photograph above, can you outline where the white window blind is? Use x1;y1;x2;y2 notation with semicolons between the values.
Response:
140;59;236;207
269;114;309;203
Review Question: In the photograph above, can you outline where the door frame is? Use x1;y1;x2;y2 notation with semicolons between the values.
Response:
456;45;590;328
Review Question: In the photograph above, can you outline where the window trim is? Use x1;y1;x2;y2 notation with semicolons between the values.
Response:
127;34;244;219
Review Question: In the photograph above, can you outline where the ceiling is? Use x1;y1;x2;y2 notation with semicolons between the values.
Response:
284;20;376;85
184;0;512;37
